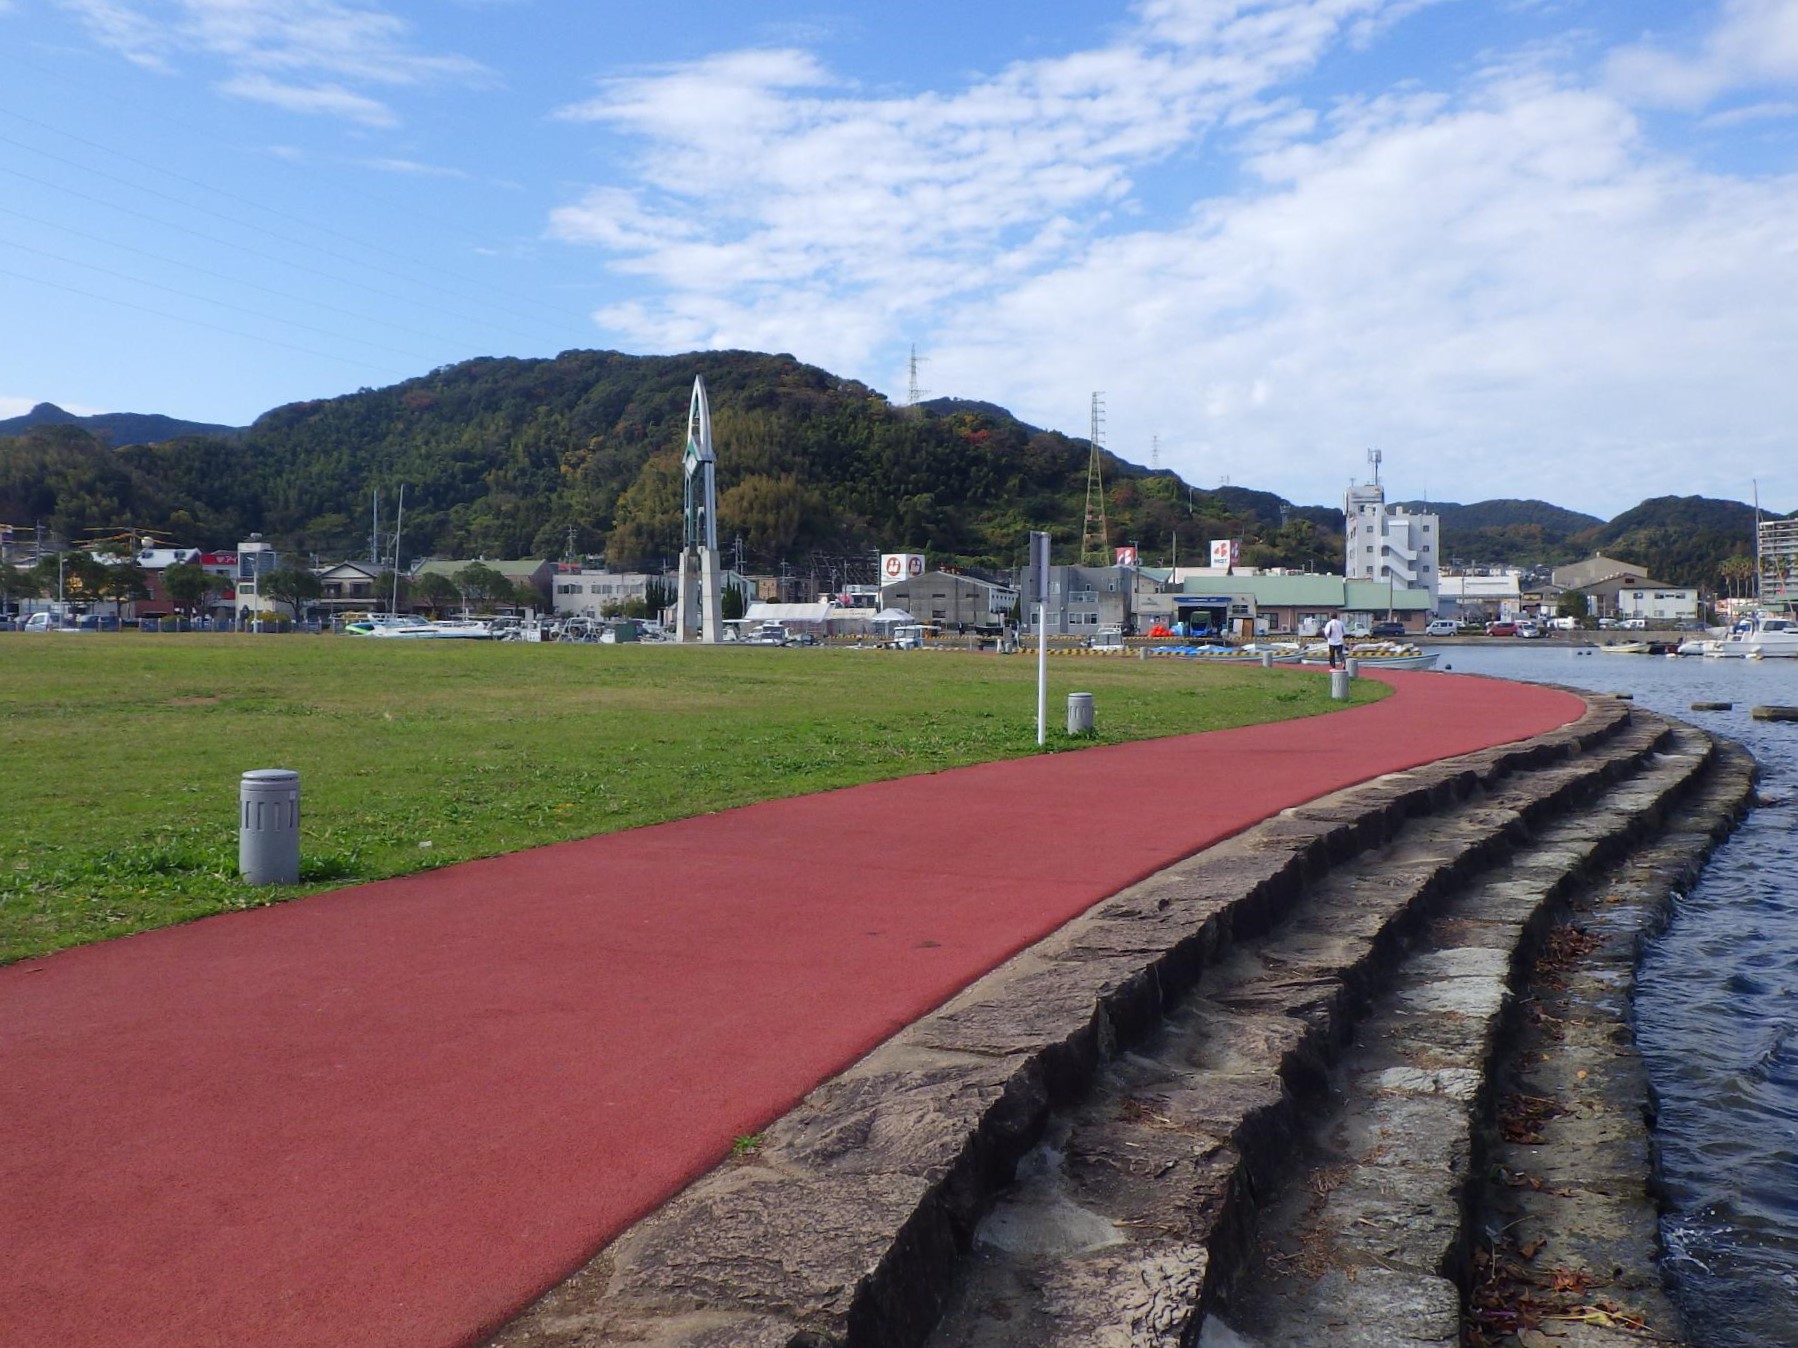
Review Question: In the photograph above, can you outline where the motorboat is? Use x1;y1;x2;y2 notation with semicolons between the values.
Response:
1599;641;1652;654
1705;612;1798;658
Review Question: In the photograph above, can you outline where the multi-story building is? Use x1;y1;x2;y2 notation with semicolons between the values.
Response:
1761;517;1798;608
1344;478;1440;611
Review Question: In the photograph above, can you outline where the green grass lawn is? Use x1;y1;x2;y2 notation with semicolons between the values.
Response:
0;634;1385;964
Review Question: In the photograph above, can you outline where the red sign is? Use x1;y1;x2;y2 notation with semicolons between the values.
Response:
1115;546;1138;567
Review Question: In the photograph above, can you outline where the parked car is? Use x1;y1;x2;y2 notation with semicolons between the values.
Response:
1619;617;1647;630
1514;621;1542;638
1346;623;1373;639
1485;621;1518;637
1424;619;1459;637
1370;621;1408;639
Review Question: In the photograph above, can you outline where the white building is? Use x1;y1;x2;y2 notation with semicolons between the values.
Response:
1345;476;1440;611
1437;570;1524;620
551;568;663;619
1615;587;1700;623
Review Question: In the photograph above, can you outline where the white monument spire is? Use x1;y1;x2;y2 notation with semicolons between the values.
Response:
676;376;724;642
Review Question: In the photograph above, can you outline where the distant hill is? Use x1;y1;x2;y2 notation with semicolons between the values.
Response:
1390;498;1602;569
2;360;1778;591
1571;495;1760;588
0;351;1347;575
0;403;243;447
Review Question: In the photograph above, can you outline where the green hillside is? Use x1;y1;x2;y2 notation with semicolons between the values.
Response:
1;350;1345;576
1571;495;1761;588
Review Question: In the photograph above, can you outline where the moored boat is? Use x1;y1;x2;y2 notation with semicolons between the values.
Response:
1706;612;1798;658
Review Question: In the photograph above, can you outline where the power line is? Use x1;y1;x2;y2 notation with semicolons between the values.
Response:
0;264;413;377
0;102;592;332
1;233;446;364
0;159;561;347
0;52;595;329
0;202;489;351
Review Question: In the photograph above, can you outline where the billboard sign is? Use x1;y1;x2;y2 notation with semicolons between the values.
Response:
1115;546;1138;567
880;553;926;583
1210;539;1240;570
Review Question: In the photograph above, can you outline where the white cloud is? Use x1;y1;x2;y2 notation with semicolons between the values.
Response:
56;0;490;122
548;1;1798;513
1608;0;1798;109
219;72;398;126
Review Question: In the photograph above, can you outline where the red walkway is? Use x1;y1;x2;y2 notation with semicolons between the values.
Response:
0;671;1582;1348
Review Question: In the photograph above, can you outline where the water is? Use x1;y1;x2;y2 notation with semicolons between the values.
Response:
1435;644;1798;1347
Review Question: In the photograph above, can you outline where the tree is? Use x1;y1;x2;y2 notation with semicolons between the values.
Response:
1556;589;1589;623
96;560;151;615
0;562;39;617
261;566;323;619
161;562;215;619
453;562;508;611
373;571;409;613
721;582;747;621
413;571;461;616
1719;554;1755;600
509;579;546;612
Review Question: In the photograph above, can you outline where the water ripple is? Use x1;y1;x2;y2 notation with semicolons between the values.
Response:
1442;646;1798;1347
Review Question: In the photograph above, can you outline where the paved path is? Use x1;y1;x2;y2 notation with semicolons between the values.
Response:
0;670;1584;1348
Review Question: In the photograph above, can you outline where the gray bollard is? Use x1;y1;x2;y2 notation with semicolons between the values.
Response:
1330;669;1350;701
240;768;300;885
1067;691;1095;735
1345;656;1359;679
1259;650;1274;669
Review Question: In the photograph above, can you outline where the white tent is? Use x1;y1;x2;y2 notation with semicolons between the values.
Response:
870;607;915;626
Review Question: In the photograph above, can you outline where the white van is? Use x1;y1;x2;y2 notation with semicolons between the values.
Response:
1424;619;1459;637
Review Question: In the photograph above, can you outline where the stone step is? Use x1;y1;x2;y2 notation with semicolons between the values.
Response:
1203;725;1752;1348
479;697;1667;1348
916;716;1712;1348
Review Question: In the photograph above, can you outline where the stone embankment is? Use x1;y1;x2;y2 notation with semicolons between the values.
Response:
485;696;1754;1348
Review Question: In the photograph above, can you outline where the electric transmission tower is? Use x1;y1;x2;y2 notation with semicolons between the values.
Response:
907;345;929;406
1081;392;1111;567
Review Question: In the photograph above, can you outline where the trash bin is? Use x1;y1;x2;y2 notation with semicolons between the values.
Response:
240;769;300;885
1345;656;1360;679
1067;692;1095;735
1330;670;1351;701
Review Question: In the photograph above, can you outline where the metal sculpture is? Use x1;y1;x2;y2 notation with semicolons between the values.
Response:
676;376;723;642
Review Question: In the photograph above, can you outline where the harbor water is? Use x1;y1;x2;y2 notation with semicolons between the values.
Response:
1435;644;1798;1347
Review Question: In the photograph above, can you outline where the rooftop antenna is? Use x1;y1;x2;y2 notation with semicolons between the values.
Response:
906;345;929;406
1081;392;1110;566
1368;447;1382;486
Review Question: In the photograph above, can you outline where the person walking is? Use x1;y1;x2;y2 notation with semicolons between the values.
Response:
1324;614;1347;669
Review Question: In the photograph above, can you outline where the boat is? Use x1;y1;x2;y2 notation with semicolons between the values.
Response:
1705;611;1798;658
345;614;431;636
1298;641;1440;670
1598;641;1652;654
1149;642;1304;664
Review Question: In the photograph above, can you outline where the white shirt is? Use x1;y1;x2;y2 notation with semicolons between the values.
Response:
1323;617;1345;645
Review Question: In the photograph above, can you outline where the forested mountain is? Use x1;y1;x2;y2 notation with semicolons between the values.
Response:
1572;496;1763;588
0;402;242;447
0;351;1783;590
1392;498;1603;568
0;350;1345;575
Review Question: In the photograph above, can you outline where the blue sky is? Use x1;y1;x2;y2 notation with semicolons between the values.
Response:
2;0;1796;518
